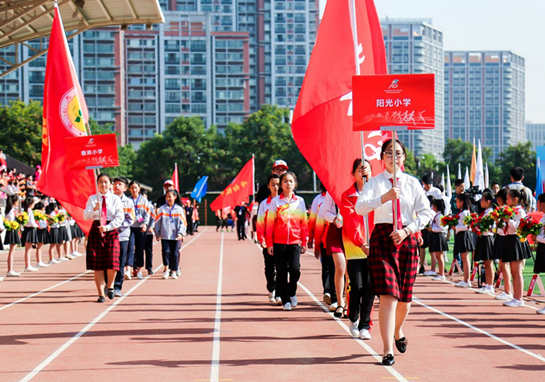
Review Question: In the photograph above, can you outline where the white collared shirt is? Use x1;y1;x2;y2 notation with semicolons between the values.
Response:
425;186;442;200
431;212;446;233
83;192;124;232
480;207;494;237
455;209;470;234
355;170;433;234
321;191;338;224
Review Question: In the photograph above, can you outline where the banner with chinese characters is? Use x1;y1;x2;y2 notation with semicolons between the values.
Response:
65;133;119;170
210;157;254;211
352;73;435;131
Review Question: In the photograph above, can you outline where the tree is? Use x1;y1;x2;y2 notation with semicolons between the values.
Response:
102;144;137;178
0;101;43;166
495;142;536;190
132;116;218;200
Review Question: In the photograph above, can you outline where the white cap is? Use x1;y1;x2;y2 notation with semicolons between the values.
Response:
272;160;288;170
164;179;174;186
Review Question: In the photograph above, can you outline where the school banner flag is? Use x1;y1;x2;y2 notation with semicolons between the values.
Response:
210;157;253;211
36;4;94;234
191;176;208;202
292;0;388;207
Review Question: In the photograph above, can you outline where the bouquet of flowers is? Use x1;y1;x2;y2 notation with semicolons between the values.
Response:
56;212;66;224
46;215;58;225
463;213;478;227
490;206;514;230
440;215;458;228
471;215;495;236
33;210;47;222
3;218;20;231
516;215;543;242
15;211;29;226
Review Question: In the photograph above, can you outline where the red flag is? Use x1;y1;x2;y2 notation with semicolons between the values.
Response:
292;0;388;206
36;4;95;234
172;163;179;192
210;157;254;211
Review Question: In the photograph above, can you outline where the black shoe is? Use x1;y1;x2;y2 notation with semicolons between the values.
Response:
395;337;408;353
418;266;425;274
147;269;154;276
107;288;114;300
97;296;105;303
382;354;395;366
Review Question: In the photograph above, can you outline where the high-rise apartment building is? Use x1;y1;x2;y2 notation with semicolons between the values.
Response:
444;51;525;159
380;18;445;158
0;0;318;148
526;122;545;151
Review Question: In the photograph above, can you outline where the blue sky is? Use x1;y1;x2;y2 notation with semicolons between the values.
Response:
320;0;545;123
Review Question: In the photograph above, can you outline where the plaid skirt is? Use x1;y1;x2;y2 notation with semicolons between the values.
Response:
369;223;419;303
86;220;120;271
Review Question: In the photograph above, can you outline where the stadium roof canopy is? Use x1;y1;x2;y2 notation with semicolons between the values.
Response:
0;0;165;77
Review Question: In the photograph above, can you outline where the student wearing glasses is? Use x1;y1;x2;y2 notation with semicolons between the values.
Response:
355;139;433;366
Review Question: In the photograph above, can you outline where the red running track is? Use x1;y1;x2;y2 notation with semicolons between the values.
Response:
1;227;544;382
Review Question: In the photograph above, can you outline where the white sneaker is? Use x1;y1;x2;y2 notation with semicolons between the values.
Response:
36;262;49;268
24;266;39;272
329;302;338;312
424;270;437;276
75;251;84;257
359;329;372;340
475;286;488;294
503;298;525;307
350;321;360;337
49;259;60;264
176;269;181;276
495;291;513;301
432;275;446;281
537;307;545;315
59;257;69;261
124;273;132;280
162;271;169;279
323;293;332;305
0;276;3;281
455;281;471;288
290;295;298;308
170;271;178;280
283;302;292;311
6;271;21;277
66;253;76;260
275;296;283;305
486;286;495;295
136;270;144;280
268;292;275;303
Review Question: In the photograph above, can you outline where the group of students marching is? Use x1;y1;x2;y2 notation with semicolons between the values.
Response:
255;140;433;366
83;175;190;302
254;143;545;366
1;194;85;279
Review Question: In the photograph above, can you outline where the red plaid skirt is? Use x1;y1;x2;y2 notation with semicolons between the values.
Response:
368;224;418;302
86;220;120;271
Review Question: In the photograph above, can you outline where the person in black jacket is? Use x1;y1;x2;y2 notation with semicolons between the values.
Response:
156;180;183;208
234;203;248;240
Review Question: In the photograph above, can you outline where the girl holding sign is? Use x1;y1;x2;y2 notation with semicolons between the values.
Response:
355;139;433;366
83;174;124;302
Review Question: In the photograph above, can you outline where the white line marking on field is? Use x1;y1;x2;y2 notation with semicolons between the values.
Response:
297;282;409;382
210;231;225;382
18;228;208;382
412;297;545;363
0;270;92;312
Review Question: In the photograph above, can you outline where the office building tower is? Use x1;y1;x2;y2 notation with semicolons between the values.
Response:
526;122;545;151
444;51;525;159
381;18;445;158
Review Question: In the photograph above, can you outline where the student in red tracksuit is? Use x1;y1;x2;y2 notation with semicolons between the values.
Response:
341;158;374;340
266;172;308;311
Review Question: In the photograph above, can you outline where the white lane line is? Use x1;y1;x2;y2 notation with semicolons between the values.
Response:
297;282;409;382
412;296;545;363
210;231;225;382
0;241;163;313
19;228;208;382
0;270;91;312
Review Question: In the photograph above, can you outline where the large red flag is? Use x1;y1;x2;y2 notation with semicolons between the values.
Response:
210;157;254;211
37;4;95;234
292;0;388;206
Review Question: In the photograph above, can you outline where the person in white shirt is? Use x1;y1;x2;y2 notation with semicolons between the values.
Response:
83;174;124;303
355;138;433;366
474;192;496;295
453;194;476;288
429;199;449;281
21;196;39;272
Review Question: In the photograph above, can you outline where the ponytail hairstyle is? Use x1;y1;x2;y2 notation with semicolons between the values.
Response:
45;202;57;215
508;188;526;208
432;198;446;215
5;194;19;216
456;193;472;211
495;188;507;206
481;191;494;203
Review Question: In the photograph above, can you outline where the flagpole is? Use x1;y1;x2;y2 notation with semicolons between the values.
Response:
84;122;100;200
349;0;370;245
